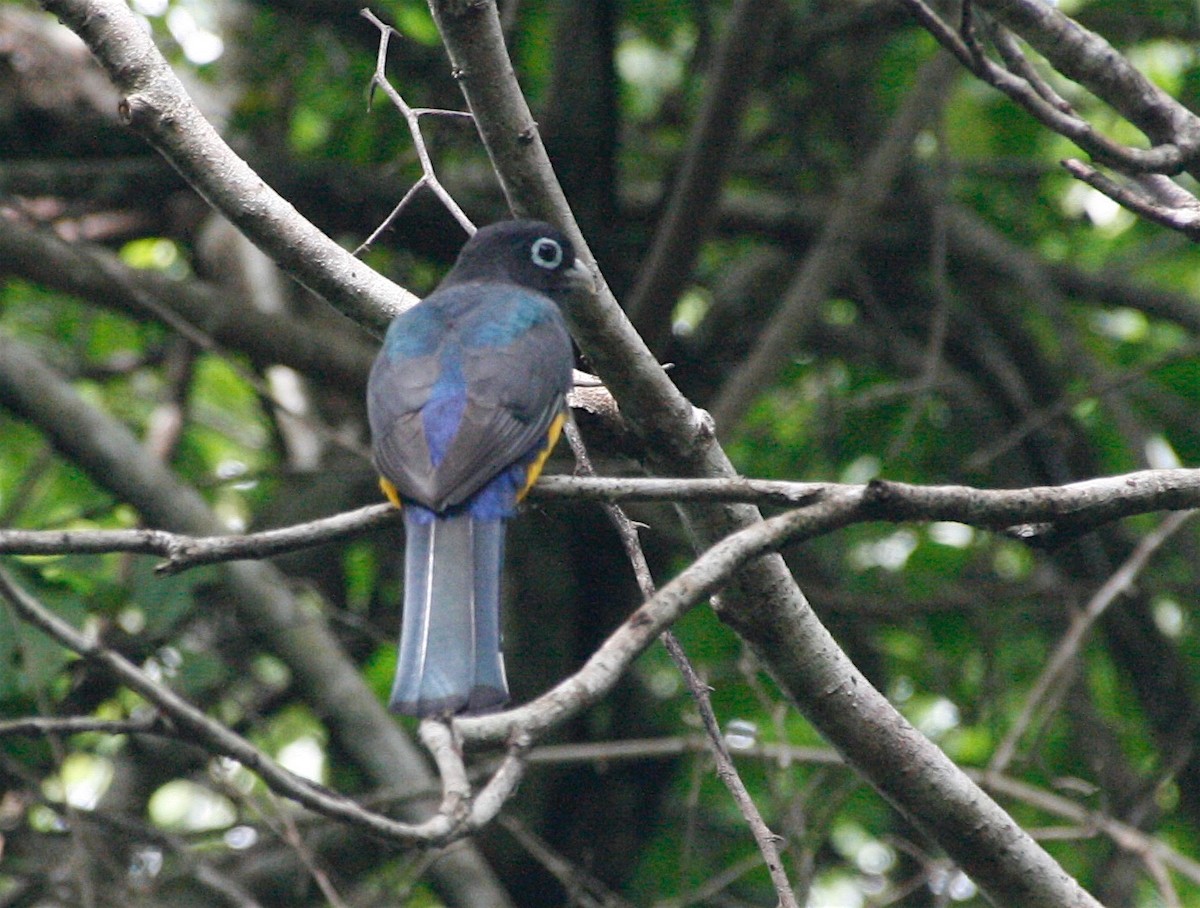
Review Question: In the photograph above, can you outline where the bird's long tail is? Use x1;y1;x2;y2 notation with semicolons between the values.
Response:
389;511;508;717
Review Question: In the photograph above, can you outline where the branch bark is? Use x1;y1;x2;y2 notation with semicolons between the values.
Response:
0;215;375;393
975;0;1200;165
5;470;1200;570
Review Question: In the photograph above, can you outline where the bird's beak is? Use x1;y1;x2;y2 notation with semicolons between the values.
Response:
564;258;596;295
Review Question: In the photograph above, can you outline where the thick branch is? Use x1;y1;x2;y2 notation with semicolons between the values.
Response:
425;0;702;462
0;215;375;393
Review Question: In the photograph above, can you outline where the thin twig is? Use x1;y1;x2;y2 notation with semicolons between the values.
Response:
357;8;475;251
1062;159;1200;239
499;815;636;908
0;713;166;738
561;421;800;908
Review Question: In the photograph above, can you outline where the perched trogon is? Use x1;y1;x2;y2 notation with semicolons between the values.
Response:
367;220;591;717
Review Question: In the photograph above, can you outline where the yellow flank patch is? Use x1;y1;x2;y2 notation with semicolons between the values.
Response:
379;476;403;509
519;412;566;501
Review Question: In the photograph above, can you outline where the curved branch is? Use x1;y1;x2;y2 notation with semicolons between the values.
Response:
1062;159;1200;239
456;494;866;744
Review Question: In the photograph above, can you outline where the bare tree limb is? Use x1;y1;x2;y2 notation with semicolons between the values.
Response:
1061;160;1200;239
0;214;375;394
899;0;1200;175
975;0;1200;167
0;714;166;738
453;495;874;745
0;567;445;843
4;469;1200;570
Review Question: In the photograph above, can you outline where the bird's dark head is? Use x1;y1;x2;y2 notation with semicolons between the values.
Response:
442;220;595;300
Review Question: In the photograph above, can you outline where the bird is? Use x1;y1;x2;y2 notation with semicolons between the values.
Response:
367;219;592;717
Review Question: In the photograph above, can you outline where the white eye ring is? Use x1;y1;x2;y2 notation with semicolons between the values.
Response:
530;237;564;270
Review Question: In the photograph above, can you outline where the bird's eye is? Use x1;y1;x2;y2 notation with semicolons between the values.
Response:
530;237;564;270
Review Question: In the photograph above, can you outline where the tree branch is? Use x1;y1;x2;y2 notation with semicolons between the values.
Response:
0;214;375;394
975;0;1200;167
990;510;1195;773
900;0;1200;175
34;0;415;332
358;8;476;247
1061;159;1200;239
4;469;1200;569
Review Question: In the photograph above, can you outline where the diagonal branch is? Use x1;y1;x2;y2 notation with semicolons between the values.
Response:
1061;159;1200;239
900;0;1200;175
35;0;415;331
989;510;1196;773
0;214;375;394
975;0;1200;165
426;4;1106;903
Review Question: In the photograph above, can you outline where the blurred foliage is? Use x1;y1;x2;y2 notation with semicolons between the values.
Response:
3;0;1200;906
